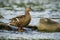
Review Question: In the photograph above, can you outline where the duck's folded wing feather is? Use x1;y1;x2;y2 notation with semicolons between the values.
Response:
10;15;25;20
15;15;25;18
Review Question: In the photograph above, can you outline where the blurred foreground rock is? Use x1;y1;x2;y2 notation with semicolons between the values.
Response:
38;18;60;32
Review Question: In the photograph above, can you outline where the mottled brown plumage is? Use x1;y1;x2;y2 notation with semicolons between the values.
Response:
10;7;32;32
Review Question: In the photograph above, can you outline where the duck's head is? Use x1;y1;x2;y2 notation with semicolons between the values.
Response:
25;7;32;12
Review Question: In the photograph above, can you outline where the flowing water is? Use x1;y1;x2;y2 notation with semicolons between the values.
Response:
0;0;60;39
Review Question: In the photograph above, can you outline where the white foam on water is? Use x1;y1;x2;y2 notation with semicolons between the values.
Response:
0;30;60;39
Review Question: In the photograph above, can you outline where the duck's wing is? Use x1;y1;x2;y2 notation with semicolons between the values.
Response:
10;15;26;26
15;15;25;18
10;15;25;20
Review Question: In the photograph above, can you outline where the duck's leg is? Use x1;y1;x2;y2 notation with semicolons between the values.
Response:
18;27;24;32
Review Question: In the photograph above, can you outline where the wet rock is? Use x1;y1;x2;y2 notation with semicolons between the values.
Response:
38;18;60;32
26;25;37;30
0;15;4;18
0;22;12;30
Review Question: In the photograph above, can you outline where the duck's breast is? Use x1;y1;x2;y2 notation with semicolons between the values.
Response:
21;15;31;27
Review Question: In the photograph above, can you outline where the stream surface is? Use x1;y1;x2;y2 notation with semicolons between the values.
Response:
0;0;60;39
0;8;60;39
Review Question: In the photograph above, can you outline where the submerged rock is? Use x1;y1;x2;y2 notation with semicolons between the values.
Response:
4;7;13;10
38;18;60;32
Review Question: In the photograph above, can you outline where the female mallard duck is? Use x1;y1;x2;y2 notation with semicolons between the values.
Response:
10;7;32;32
38;18;60;32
